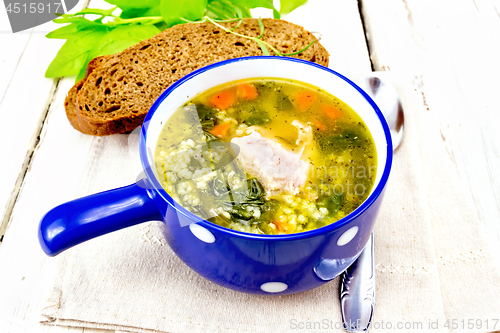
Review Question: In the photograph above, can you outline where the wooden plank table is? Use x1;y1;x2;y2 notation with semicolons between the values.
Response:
1;0;499;331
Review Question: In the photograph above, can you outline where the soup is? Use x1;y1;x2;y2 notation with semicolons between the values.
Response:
154;78;377;235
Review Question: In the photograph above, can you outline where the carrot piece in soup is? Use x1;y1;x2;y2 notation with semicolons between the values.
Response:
273;220;285;232
237;83;259;100
273;220;294;233
322;104;342;119
210;122;231;138
296;91;317;111
209;89;236;110
313;120;327;131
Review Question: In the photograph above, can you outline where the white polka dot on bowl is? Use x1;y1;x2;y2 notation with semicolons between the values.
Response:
260;282;288;293
189;224;215;243
337;226;359;246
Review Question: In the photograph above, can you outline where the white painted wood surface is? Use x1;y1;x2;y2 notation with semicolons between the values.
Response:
360;0;500;255
1;0;499;331
0;0;90;246
0;29;61;240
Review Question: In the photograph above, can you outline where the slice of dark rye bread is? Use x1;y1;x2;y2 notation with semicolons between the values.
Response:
72;18;329;136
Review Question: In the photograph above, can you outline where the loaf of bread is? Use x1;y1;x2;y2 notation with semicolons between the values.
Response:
67;18;329;135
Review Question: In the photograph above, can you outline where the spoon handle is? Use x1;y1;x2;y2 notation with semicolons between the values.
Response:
340;232;375;332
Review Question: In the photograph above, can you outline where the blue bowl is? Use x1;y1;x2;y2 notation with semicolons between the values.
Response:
39;57;392;295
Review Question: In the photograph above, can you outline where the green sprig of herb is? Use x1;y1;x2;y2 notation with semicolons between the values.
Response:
45;0;309;81
183;16;315;56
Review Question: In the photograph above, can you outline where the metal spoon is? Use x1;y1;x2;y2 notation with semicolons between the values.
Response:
340;75;405;332
360;76;405;151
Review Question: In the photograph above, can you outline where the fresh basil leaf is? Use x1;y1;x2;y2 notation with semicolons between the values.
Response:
280;0;307;14
236;0;274;9
105;0;159;10
272;8;280;19
120;5;161;19
226;0;279;18
160;0;207;26
46;23;80;39
75;61;91;83
109;0;161;18
46;20;105;39
70;7;117;17
119;7;148;18
45;29;109;78
206;0;238;19
233;4;252;18
88;25;160;59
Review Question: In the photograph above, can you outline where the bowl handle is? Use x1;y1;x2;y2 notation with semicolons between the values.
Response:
38;179;163;256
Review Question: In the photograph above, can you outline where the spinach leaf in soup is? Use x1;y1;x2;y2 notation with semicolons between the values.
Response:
245;110;271;126
317;193;344;218
275;91;294;111
315;122;370;154
194;103;217;130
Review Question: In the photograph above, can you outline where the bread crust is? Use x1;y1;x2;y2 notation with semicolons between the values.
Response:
64;56;111;132
64;79;85;132
70;18;330;136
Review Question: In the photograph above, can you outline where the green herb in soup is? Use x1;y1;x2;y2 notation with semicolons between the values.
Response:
155;79;377;235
